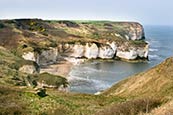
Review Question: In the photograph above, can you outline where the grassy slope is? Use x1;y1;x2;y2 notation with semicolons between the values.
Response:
104;57;173;98
101;57;173;115
0;85;124;115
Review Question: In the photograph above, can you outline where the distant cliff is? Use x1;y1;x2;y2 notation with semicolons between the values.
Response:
0;19;148;66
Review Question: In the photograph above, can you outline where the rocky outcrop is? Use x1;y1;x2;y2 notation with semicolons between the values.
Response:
116;44;149;60
98;44;115;59
57;42;116;60
57;41;148;61
19;65;37;74
124;23;145;40
70;44;85;58
84;43;99;59
22;41;149;66
38;47;58;65
22;52;37;62
22;47;58;66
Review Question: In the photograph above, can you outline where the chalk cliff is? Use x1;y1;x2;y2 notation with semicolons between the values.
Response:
0;19;148;69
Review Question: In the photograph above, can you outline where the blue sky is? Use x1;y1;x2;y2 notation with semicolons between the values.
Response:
0;0;172;25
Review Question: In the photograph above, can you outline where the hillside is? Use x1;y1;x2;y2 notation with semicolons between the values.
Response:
99;57;173;115
104;57;173;98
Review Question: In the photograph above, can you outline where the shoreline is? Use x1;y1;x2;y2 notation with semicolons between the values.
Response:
40;60;74;77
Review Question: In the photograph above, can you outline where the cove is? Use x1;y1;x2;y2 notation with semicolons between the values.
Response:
68;25;173;94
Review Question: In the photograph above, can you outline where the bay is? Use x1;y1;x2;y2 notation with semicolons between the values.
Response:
69;25;173;94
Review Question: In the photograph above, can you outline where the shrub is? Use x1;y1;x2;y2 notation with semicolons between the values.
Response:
36;88;47;97
0;23;5;29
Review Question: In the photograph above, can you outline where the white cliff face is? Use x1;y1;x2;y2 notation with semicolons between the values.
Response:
107;41;117;53
22;52;36;62
84;43;99;59
22;47;58;66
137;44;149;58
124;23;145;40
116;49;138;60
19;65;37;74
98;45;114;59
58;41;148;61
70;44;85;58
58;42;117;60
22;41;148;68
38;47;58;66
116;44;149;60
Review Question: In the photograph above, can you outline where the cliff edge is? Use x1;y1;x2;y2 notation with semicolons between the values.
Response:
0;19;148;67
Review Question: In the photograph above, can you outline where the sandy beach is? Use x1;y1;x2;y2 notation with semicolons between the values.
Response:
40;60;73;77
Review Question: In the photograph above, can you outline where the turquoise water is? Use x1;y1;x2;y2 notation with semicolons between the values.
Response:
69;25;173;94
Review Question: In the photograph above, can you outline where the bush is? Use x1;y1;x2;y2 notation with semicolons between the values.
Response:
36;88;47;97
0;23;5;29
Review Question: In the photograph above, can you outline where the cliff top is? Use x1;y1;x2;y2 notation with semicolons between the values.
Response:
0;19;146;51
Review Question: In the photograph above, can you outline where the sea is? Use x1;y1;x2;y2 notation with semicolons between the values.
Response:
68;25;173;94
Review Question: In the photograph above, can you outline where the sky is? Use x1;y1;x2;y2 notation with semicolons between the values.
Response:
0;0;172;25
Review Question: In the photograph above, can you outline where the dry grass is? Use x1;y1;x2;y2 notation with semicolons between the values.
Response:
104;57;173;98
96;98;161;115
0;86;28;115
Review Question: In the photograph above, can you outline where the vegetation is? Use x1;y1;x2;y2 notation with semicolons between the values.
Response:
103;57;173;98
0;84;124;115
100;57;173;114
0;19;169;115
35;72;68;88
0;23;5;29
0;86;28;115
95;98;161;115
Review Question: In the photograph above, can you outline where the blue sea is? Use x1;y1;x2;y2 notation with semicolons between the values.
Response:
69;25;173;94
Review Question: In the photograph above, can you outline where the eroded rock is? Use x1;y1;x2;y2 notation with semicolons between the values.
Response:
19;65;37;74
84;43;99;59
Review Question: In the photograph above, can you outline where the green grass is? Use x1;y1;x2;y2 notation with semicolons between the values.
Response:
23;90;124;115
0;84;124;115
35;72;68;88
